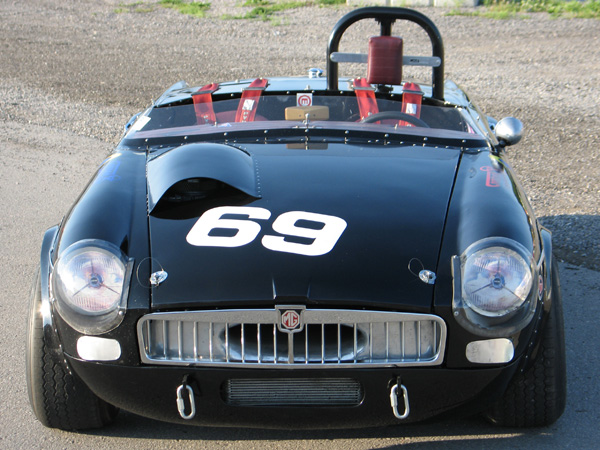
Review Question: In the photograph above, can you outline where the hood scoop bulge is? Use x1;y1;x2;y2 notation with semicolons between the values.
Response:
147;143;260;216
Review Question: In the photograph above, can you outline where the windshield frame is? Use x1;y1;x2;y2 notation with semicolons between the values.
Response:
121;92;490;150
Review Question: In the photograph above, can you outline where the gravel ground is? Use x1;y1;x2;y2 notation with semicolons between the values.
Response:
0;0;599;269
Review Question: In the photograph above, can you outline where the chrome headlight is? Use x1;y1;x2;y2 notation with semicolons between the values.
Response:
453;237;539;337
51;240;133;335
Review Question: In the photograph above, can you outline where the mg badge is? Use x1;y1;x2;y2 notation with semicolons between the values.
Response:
276;305;305;333
282;311;300;329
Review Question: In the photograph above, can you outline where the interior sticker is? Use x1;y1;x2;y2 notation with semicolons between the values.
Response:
297;93;313;107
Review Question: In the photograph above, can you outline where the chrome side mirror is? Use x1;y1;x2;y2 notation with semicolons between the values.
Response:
494;117;523;147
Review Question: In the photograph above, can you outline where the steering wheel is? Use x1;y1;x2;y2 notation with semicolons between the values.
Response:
360;111;430;128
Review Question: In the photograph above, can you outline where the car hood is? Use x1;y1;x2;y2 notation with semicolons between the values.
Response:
147;142;461;312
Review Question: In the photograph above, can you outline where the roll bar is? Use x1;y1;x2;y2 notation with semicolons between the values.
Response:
326;7;445;101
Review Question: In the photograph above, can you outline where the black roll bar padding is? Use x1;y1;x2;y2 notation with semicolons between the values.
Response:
326;7;445;100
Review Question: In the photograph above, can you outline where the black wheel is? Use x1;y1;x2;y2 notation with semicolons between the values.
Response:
484;260;567;427
26;268;118;430
360;111;430;127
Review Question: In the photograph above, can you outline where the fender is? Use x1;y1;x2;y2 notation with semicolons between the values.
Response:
54;150;149;260
434;151;544;368
53;150;151;311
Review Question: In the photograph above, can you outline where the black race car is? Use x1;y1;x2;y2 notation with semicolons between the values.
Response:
27;7;566;430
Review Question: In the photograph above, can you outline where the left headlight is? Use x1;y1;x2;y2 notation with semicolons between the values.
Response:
51;240;134;335
462;245;532;317
453;237;539;337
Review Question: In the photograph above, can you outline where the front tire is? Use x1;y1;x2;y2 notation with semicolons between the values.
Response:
484;260;567;427
26;268;118;430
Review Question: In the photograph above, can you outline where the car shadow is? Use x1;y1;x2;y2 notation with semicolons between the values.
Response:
539;214;600;271
81;410;553;447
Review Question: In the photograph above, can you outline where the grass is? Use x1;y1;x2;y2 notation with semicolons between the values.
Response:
225;1;307;21
114;0;600;22
114;0;345;21
448;0;600;19
114;2;157;13
315;0;346;5
115;1;211;17
222;0;346;22
159;0;211;18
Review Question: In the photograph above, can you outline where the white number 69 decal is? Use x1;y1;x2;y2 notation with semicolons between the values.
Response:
186;206;346;257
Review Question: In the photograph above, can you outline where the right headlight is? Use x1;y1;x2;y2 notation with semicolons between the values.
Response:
51;240;133;335
453;237;539;337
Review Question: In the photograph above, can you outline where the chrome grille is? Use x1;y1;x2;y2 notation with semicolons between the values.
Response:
137;308;446;368
223;378;363;406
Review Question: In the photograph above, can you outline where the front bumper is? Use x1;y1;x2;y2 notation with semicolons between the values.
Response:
67;356;518;428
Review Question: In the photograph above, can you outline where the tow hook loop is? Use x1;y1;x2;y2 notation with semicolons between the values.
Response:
390;383;410;419
176;383;196;420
